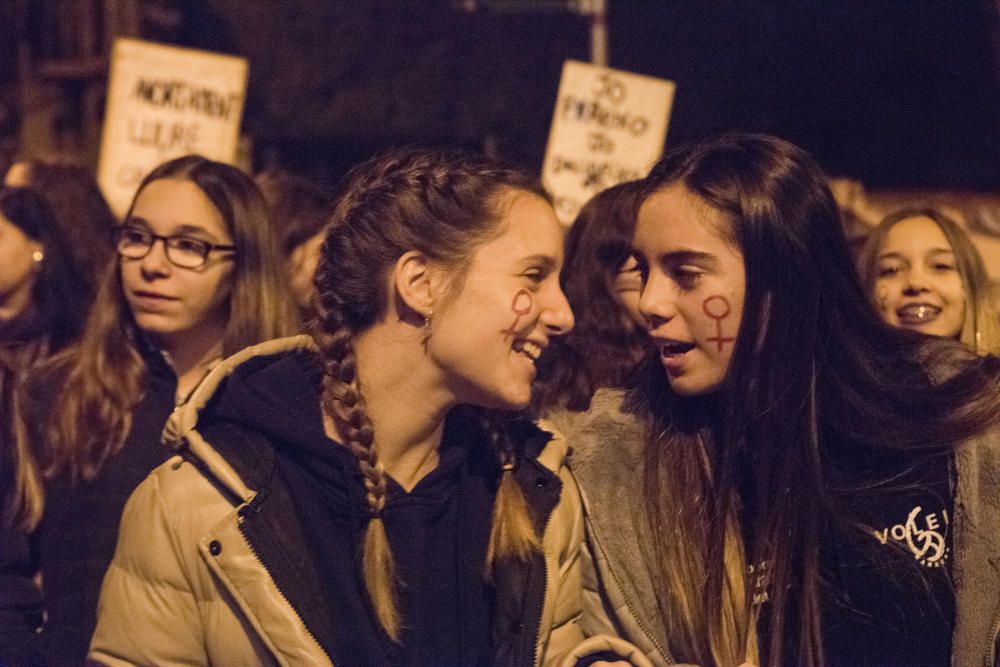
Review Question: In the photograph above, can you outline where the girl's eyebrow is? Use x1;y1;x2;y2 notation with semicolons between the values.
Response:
661;249;715;263
127;219;222;242
172;224;222;241
656;249;719;270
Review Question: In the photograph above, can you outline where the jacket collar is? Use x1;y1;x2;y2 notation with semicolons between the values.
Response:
951;427;1000;666
566;389;672;662
161;335;318;502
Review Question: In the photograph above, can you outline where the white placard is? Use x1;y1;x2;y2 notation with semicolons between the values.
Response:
542;60;676;225
97;38;248;218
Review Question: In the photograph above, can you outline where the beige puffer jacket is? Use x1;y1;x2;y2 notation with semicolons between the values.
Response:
87;336;597;666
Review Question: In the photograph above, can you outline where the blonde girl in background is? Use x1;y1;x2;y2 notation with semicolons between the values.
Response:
856;207;1000;354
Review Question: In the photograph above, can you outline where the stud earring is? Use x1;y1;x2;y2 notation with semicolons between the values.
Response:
32;249;44;264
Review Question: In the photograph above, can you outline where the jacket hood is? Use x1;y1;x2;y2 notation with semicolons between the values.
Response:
162;336;323;499
166;335;322;441
202;345;328;455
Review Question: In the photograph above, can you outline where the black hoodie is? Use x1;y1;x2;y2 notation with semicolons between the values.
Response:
195;349;535;666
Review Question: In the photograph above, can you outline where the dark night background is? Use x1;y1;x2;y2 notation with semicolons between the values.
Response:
4;0;1000;190
216;0;1000;191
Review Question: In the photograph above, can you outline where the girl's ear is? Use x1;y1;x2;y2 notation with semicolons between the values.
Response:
393;251;434;320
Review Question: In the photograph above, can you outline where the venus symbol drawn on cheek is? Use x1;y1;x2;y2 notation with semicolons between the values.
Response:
502;289;534;338
702;295;735;352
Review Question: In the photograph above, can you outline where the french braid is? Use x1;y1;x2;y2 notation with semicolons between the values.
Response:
311;292;400;639
311;147;550;641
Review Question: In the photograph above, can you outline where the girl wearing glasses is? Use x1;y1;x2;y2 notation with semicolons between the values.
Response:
21;155;298;664
84;148;646;666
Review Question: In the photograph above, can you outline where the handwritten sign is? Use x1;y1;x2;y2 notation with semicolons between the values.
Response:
542;60;676;224
97;38;248;217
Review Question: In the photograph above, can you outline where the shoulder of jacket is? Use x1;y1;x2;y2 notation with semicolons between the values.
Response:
124;453;235;532
566;389;644;465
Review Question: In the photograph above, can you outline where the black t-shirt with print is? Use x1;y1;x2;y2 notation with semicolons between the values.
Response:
820;446;955;667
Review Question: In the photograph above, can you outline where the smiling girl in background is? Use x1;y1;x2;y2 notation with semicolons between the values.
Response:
23;155;297;664
85;148;624;666
857;208;1000;355
569;134;1000;667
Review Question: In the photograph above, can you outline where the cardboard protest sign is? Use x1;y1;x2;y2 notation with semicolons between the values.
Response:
97;38;248;217
542;60;675;224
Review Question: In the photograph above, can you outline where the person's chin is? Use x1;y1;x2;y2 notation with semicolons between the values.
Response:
133;314;184;339
485;384;531;411
489;391;530;411
667;373;722;397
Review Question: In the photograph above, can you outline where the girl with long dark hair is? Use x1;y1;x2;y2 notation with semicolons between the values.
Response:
533;180;648;419
87;148;632;666
569;133;1000;666
0;187;86;662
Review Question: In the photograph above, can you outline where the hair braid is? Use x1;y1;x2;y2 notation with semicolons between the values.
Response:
311;282;401;641
482;413;541;577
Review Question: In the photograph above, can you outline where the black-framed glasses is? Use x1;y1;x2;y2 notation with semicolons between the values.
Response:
111;226;236;269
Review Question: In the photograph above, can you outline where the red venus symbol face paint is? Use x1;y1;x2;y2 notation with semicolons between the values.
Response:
501;288;534;338
702;295;736;351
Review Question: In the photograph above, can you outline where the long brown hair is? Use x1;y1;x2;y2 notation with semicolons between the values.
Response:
311;147;550;641
31;155;298;482
635;134;1000;666
856;207;1000;355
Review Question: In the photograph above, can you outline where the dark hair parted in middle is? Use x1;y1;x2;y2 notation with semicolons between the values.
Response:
310;147;550;640
533;180;647;414
633;133;1000;667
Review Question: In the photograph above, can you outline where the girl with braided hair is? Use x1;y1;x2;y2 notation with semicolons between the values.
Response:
89;147;637;666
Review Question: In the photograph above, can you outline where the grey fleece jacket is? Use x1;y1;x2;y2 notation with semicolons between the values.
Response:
567;388;1000;667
